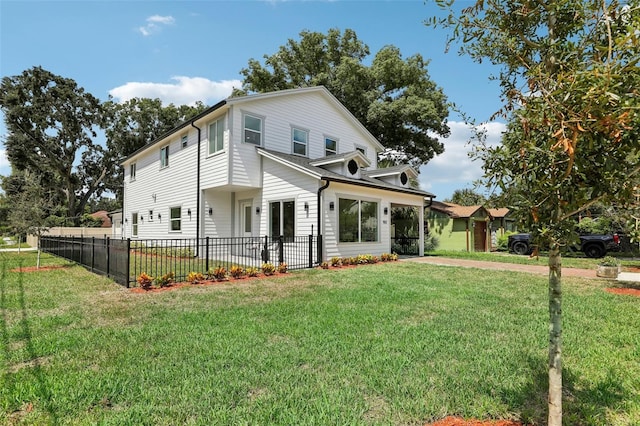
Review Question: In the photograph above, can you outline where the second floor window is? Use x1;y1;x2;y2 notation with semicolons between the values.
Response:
160;146;169;168
208;117;225;154
181;134;188;149
325;137;337;156
244;114;262;145
129;163;136;181
292;128;308;156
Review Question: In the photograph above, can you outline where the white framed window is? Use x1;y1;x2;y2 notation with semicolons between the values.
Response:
355;144;367;156
208;116;225;154
325;137;337;156
338;198;378;243
132;212;139;237
269;200;295;241
169;207;181;232
129;163;136;181
181;134;188;149
243;113;262;145
292;127;308;156
160;145;169;168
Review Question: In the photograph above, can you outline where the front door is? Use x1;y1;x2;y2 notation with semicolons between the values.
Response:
473;221;487;252
240;201;252;237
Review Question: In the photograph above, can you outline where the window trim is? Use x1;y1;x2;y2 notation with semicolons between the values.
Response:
181;134;188;149
337;196;379;244
269;199;296;240
291;126;309;157
129;163;137;181
160;145;169;169
242;112;263;146
355;144;367;156
208;115;225;155
169;206;182;233
148;209;153;222
131;212;139;237
324;136;338;156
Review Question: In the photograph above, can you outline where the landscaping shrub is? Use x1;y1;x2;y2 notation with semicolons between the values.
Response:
208;266;227;281
424;233;440;252
136;272;153;290
155;272;175;288
229;265;245;279
261;262;276;276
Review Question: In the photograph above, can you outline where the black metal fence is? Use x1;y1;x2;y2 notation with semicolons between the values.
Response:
40;235;321;287
391;236;420;256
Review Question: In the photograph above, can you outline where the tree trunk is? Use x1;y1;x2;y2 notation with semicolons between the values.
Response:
548;243;562;426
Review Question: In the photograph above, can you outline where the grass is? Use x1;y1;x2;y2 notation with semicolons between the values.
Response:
427;249;640;271
1;251;639;425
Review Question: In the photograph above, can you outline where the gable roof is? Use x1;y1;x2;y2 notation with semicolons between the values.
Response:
257;148;435;198
122;86;384;164
487;208;511;218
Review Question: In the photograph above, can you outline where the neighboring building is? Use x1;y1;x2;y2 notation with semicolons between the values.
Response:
426;201;493;252
89;210;113;228
487;207;517;248
121;86;434;260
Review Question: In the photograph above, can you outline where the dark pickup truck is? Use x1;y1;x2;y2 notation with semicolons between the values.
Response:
508;233;621;258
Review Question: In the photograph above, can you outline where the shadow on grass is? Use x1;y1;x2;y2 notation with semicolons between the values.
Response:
498;355;628;425
0;256;58;424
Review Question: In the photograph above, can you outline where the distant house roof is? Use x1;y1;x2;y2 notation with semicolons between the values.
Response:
90;210;112;228
487;208;511;218
429;201;487;218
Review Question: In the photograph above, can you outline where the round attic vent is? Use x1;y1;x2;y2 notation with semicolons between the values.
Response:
347;159;359;175
400;172;408;185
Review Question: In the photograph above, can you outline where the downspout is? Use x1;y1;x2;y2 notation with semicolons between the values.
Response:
191;121;202;257
317;179;330;263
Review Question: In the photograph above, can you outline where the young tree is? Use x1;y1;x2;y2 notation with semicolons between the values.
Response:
433;1;640;424
0;66;108;223
235;28;451;168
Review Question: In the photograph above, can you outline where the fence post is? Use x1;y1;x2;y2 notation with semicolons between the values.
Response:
317;234;323;265
205;237;210;273
126;238;131;288
106;237;111;278
278;236;284;264
91;237;95;272
308;234;313;269
262;235;269;263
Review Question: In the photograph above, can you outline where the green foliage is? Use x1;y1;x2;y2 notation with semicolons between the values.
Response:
445;188;487;206
330;257;342;267
0;66;107;223
496;231;516;252
235;28;450;168
208;266;227;281
245;267;259;277
424;233;440;252
598;256;620;267
261;262;276;275
229;265;245;279
186;271;205;283
155;272;175;288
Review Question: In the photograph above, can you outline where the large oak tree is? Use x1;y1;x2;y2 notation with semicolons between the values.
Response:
235;28;450;168
433;1;639;424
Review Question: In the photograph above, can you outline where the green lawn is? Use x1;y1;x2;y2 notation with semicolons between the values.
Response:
1;252;638;425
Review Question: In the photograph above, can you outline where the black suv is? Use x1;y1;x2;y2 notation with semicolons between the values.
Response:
508;233;620;258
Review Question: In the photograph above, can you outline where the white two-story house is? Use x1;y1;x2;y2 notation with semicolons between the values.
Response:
121;86;434;261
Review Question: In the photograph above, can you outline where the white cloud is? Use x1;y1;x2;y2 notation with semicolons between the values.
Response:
138;15;175;37
109;76;242;106
419;120;506;194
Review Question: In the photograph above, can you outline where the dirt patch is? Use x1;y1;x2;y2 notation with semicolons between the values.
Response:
130;273;286;294
426;417;523;426
605;287;640;297
9;265;69;273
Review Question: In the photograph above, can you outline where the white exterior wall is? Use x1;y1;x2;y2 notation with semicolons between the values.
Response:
123;130;198;240
321;182;424;259
260;158;318;237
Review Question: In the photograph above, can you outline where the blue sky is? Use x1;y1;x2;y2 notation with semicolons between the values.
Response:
0;0;506;201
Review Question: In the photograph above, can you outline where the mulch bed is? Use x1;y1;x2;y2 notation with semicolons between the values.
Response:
605;287;640;297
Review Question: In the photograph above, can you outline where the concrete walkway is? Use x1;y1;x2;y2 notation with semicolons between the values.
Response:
403;256;640;283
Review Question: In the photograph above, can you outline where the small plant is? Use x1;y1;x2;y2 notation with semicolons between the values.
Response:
186;271;205;283
246;267;259;277
277;262;288;274
390;253;398;261
330;257;342;267
599;256;620;267
208;266;228;281
320;261;329;269
229;265;245;279
155;272;175;288
341;257;351;266
380;253;391;262
357;254;368;264
137;272;154;290
262;262;276;276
